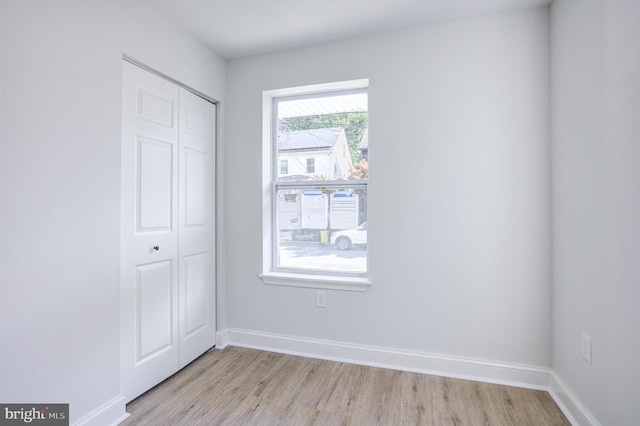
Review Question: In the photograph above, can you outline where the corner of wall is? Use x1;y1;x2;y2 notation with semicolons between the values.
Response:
73;395;128;426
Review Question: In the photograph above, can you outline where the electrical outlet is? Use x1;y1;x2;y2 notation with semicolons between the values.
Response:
315;290;327;308
581;333;592;364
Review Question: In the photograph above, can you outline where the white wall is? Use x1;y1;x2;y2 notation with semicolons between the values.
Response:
551;0;640;424
0;0;224;423
8;0;637;423
225;8;551;366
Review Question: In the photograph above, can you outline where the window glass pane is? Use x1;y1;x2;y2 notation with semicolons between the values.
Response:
276;92;368;182
276;185;367;274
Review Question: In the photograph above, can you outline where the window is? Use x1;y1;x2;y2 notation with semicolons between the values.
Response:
260;80;370;291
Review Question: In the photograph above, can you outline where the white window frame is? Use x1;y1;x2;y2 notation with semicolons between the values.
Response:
259;79;371;291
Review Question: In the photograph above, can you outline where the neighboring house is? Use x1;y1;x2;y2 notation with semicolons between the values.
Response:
359;128;369;161
278;128;352;180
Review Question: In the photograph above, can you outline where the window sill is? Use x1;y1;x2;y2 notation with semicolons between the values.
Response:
259;271;371;292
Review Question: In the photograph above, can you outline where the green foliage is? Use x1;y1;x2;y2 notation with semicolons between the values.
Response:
279;112;368;163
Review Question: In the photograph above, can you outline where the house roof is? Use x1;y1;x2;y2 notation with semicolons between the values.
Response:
278;128;345;152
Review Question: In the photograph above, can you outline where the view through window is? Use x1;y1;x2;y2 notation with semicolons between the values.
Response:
273;89;368;275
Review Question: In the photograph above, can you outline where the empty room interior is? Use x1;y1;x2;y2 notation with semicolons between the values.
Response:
1;0;639;425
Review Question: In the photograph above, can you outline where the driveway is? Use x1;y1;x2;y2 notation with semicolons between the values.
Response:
278;244;366;273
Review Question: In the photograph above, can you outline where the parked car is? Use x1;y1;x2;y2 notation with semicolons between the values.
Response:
330;222;367;250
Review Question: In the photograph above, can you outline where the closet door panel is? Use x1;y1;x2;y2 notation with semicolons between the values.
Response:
137;138;174;231
137;260;174;360
184;148;207;227
121;61;180;403
183;253;207;336
178;88;216;368
122;63;216;402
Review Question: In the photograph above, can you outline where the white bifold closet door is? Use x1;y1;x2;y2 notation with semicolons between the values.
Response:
121;61;216;402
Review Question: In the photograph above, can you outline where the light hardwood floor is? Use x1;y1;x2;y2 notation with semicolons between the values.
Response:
123;346;570;425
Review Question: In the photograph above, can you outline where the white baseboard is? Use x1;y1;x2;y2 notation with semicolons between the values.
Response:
73;394;128;426
549;372;601;426
222;328;598;426
216;329;230;349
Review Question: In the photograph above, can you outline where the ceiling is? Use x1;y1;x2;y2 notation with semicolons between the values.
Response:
144;0;551;59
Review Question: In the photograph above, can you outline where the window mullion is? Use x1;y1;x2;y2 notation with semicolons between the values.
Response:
274;180;368;190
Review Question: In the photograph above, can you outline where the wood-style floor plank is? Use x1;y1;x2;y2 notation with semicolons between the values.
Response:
122;346;570;426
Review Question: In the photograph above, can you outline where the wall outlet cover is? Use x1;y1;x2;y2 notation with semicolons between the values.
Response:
315;290;327;308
